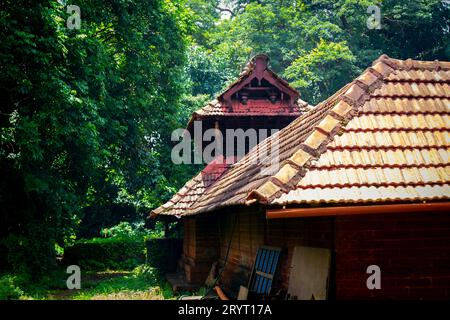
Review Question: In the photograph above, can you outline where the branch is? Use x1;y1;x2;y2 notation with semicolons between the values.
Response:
215;6;235;18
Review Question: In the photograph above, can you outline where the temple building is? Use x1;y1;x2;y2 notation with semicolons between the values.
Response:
151;55;450;300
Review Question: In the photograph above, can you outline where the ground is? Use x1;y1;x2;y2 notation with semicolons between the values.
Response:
43;269;174;300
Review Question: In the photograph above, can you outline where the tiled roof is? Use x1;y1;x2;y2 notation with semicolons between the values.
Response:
151;55;450;217
151;156;233;217
217;54;299;101
186;55;310;129
190;98;309;118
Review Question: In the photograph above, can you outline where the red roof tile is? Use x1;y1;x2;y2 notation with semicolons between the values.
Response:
191;98;309;118
186;54;312;130
151;156;234;217
151;55;450;217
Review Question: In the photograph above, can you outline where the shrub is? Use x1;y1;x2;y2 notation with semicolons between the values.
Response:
63;221;181;272
1;228;58;277
63;221;154;271
133;264;161;283
100;220;176;240
0;275;24;300
101;221;148;240
63;237;145;271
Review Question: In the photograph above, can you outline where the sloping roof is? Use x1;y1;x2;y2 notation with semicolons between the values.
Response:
152;55;450;218
220;54;299;98
151;156;233;217
186;55;310;130
190;97;310;118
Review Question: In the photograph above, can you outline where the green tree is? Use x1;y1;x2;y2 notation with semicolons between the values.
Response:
0;0;189;275
192;0;449;104
284;39;357;103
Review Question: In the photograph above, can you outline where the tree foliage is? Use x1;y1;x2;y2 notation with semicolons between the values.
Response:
0;0;190;275
0;0;449;278
189;0;449;103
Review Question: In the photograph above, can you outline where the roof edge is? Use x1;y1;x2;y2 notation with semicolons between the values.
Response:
266;201;450;219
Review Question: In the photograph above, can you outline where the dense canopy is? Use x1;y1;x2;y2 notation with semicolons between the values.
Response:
1;0;449;279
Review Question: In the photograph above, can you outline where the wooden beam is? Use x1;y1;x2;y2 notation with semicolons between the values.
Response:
245;87;275;91
266;202;450;219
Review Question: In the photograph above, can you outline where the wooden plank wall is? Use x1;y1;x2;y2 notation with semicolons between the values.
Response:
183;207;450;300
216;206;334;295
181;216;220;284
217;207;265;294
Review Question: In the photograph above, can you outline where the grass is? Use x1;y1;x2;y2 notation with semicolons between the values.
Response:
46;265;176;300
2;264;209;300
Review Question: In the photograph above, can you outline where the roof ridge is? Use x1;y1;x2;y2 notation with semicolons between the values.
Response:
246;55;398;204
184;56;397;214
186;55;309;129
151;55;450;217
390;57;450;71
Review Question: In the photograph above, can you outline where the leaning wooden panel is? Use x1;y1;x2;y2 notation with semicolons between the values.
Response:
287;246;331;300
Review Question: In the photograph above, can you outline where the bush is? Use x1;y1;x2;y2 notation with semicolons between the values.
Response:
63;221;182;272
133;264;161;283
1;226;59;277
0;275;24;300
63;237;145;271
101;221;149;240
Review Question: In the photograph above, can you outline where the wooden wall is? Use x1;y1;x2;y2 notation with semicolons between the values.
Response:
214;206;333;295
181;215;220;284
182;206;450;300
216;207;264;294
